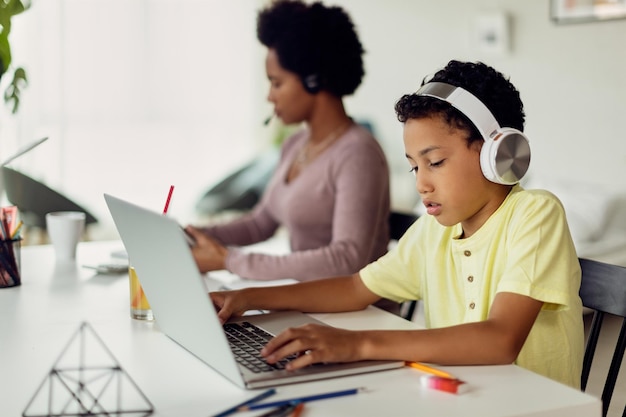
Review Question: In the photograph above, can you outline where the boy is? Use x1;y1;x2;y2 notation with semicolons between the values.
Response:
210;60;584;388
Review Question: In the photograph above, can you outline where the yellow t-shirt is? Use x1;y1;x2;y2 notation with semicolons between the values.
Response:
360;185;584;388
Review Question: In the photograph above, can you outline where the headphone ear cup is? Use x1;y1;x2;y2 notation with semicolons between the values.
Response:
479;128;531;185
302;74;320;94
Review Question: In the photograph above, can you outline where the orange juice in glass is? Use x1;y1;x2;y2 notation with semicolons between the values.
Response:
129;266;154;320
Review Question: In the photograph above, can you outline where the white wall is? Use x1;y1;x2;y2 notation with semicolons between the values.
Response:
329;0;626;208
2;0;270;237
2;0;625;236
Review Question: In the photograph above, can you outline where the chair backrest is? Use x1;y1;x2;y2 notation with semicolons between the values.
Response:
388;211;419;320
579;257;626;417
195;148;280;215
2;167;98;229
389;211;418;241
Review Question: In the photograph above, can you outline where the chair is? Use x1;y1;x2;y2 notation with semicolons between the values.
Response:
388;210;419;320
579;257;626;417
195;148;279;215
2;166;98;229
389;211;418;241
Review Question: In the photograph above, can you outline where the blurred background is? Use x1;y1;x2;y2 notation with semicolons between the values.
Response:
1;0;625;246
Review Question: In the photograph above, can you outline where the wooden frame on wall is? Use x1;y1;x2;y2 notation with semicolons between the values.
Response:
551;0;626;23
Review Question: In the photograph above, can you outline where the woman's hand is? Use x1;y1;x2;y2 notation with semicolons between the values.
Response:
185;226;228;273
261;324;365;370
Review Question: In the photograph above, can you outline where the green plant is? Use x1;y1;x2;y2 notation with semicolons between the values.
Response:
0;0;30;114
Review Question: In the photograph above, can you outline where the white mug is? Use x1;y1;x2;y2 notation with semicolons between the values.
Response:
45;211;86;261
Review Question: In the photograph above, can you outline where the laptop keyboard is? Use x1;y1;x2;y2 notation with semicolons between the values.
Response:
224;321;294;373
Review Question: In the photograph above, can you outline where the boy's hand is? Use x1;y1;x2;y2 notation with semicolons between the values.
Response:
261;324;363;370
209;289;248;325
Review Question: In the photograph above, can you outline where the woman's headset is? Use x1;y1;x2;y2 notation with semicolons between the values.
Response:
416;82;530;185
302;74;321;94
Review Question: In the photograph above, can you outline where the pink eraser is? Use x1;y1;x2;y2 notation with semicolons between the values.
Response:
421;375;468;394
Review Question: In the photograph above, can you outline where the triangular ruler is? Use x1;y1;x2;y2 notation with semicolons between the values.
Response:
22;322;154;417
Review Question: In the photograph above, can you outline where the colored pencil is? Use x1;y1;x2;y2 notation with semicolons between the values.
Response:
0;217;8;239
239;387;363;411
10;220;23;239
405;361;457;379
290;402;305;417
212;388;277;417
257;402;298;417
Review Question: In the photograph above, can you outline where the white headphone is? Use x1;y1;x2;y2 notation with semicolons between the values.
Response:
416;82;530;185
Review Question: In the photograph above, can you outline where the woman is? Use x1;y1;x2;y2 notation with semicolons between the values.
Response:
186;0;390;282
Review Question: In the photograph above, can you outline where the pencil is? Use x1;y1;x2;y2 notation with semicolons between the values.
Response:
405;361;456;379
212;388;277;417
239;387;363;411
0;217;8;239
257;403;298;417
290;402;305;417
162;185;174;214
10;220;23;239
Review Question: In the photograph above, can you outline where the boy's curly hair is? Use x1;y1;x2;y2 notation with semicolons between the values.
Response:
395;60;526;145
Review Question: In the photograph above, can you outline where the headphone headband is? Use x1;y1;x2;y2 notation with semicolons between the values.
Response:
415;81;531;185
416;82;501;140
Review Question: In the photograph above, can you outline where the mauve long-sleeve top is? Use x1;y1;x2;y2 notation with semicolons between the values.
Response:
203;124;391;281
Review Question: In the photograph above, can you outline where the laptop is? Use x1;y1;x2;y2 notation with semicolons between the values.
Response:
103;193;403;389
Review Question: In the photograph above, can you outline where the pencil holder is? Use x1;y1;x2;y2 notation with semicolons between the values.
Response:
0;238;22;288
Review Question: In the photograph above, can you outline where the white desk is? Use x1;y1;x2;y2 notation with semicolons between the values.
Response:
0;241;601;417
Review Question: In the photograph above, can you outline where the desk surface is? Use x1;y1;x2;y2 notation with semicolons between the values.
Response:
0;241;601;417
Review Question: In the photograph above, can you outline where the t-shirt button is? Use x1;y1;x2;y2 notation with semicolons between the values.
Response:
467;275;474;282
464;250;471;257
469;302;476;309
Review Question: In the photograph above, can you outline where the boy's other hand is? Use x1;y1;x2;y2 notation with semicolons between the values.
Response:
261;324;364;370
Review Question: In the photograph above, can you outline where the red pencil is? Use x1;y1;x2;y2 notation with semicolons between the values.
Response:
162;185;174;214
